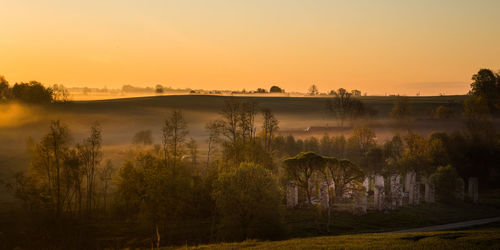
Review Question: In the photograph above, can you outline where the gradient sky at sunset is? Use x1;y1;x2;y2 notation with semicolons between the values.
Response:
1;0;499;95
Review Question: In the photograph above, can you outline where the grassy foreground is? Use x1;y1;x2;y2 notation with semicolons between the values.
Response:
185;228;500;249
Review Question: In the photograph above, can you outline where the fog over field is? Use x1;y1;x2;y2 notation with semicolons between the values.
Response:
0;94;469;177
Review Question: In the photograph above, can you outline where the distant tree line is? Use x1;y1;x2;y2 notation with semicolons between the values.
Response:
0;76;68;103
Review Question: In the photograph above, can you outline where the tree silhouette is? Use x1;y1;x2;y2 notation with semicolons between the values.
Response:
326;88;365;128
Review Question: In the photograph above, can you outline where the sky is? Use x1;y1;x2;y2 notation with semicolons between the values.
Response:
1;0;499;95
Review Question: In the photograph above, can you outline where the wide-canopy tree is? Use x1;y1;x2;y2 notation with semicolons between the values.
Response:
324;157;364;200
284;152;326;205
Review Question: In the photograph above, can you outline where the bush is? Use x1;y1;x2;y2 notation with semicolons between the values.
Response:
430;165;460;203
213;162;284;241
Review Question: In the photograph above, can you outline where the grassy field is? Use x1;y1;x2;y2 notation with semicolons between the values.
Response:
186;228;500;249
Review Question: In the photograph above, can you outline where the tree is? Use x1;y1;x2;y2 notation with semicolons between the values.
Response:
383;135;404;172
213;163;283;240
155;84;164;94
132;130;153;145
326;159;364;198
308;84;319;95
29;120;71;216
12;81;54;104
52;84;70;102
78;123;102;215
256;88;267;93
326;88;365;128
239;101;258;142
215;99;258;165
269;86;283;93
347;126;376;165
262;108;279;154
463;95;490;120
115;152;196;241
161;110;189;171
205;121;221;169
399;133;434;176
322;157;364;232
99;160;114;212
0;76;10;101
186;138;198;170
391;96;411;121
434;105;454;119
364;147;386;175
283;152;326;206
351;89;361;97
348;126;376;154
469;69;499;112
430;165;460;203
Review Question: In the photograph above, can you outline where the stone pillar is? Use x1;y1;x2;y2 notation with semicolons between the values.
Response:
363;177;370;193
405;172;420;205
412;183;420;205
407;172;417;205
468;177;479;203
374;175;385;211
456;178;465;201
424;182;435;203
286;181;298;208
390;174;403;209
320;181;329;210
404;172;414;193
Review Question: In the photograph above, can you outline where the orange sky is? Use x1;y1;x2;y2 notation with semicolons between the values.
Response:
1;0;499;95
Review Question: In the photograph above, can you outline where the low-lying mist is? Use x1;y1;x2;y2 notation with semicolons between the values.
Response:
0;103;43;128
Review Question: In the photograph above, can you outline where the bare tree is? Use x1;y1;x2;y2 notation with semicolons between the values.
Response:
220;99;241;146
262;108;279;154
308;84;319;95
78;123;102;215
99;160;114;212
28;120;71;216
186;138;198;170
326;88;365;128
205;120;222;169
239;101;258;143
52;84;70;102
132;130;153;145
161;110;189;172
215;99;259;164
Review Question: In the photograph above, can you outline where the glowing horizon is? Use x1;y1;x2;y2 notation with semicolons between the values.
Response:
1;0;499;95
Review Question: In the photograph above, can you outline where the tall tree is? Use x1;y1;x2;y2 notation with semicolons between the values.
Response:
322;157;364;232
186;138;198;170
78;123;103;214
99;160;114;212
161;110;189;172
308;84;319;95
216;99;258;164
205;120;221;169
262;108;279;154
29;120;71;216
469;69;499;112
0;76;10;101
